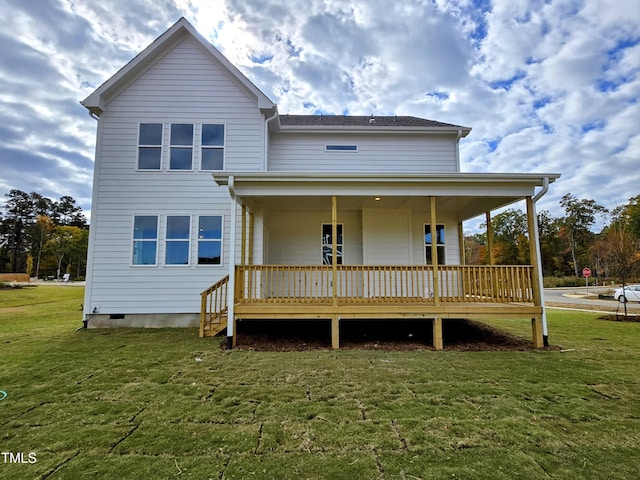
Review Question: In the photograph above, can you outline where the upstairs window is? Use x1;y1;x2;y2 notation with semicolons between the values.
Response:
132;216;158;265
425;224;445;265
201;124;225;170
322;224;343;265
165;216;191;265
138;123;163;170
198;216;223;265
170;124;194;170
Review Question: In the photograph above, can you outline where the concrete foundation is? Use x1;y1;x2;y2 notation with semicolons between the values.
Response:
86;313;199;329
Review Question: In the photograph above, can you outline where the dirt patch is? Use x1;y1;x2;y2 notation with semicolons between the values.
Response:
599;314;640;322
0;306;25;314
226;319;557;352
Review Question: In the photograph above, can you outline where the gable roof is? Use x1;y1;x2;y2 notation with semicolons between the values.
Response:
81;17;276;116
278;115;471;136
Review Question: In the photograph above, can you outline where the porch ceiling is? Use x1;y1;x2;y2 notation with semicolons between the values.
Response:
242;195;524;221
214;172;560;221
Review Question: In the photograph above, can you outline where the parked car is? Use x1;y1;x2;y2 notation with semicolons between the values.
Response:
614;285;640;303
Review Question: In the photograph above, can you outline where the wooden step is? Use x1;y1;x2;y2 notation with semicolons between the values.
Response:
202;314;228;337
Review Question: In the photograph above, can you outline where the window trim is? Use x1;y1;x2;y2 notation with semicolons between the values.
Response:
424;223;445;265
200;123;226;171
164;215;192;266
137;122;164;171
325;144;358;152
131;215;159;266
197;215;225;266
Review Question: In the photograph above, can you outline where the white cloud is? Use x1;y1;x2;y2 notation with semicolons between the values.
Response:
0;0;638;229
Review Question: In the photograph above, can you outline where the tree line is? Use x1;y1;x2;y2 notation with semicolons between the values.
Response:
2;189;639;283
0;190;88;280
465;194;640;284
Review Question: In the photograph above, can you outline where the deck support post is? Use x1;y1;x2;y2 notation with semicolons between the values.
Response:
531;316;543;348
331;315;340;349
433;317;443;350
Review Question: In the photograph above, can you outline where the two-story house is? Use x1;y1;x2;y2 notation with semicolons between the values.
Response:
81;18;559;349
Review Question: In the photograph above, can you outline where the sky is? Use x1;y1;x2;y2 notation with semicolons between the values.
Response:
0;0;638;232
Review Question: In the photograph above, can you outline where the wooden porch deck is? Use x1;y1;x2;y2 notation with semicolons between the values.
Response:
200;265;544;349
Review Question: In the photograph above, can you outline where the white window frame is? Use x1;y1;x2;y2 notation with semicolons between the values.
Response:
131;215;159;266
424;223;445;265
137;123;164;171
197;215;224;266
200;123;226;171
165;215;192;266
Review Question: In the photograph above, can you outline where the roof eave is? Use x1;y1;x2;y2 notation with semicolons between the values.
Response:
276;125;472;136
213;172;560;186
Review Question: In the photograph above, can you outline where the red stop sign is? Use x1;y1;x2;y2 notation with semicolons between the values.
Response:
583;267;592;277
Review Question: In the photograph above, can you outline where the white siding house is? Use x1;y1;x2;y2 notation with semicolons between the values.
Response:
82;18;559;349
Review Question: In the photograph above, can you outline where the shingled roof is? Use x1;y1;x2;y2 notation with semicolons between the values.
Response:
279;114;467;129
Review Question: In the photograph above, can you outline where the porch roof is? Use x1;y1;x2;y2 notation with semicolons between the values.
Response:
213;172;560;221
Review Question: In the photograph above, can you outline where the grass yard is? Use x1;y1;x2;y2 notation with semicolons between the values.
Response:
1;286;639;479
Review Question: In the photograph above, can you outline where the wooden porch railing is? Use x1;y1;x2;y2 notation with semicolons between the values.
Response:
234;265;535;305
199;275;229;337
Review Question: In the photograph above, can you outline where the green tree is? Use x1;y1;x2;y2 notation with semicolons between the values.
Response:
53;195;87;227
559;194;608;277
464;233;487;265
486;209;529;265
45;226;86;280
537;210;565;276
610;195;640;239
32;215;55;279
1;190;35;272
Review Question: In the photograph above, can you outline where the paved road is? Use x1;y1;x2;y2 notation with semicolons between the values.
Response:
544;286;640;313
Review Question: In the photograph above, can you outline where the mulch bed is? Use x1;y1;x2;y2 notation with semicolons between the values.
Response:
225;319;555;352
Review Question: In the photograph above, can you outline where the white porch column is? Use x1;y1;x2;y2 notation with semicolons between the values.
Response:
527;195;548;347
226;177;238;348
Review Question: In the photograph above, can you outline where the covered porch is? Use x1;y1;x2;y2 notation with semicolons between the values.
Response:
200;173;558;349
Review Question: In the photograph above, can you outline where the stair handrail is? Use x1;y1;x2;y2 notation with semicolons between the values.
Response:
200;275;229;337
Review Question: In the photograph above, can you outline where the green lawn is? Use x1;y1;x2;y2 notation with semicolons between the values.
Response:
1;286;639;479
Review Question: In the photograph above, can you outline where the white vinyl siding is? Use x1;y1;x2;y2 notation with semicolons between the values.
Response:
269;133;458;173
266;210;362;265
85;37;265;315
362;209;411;264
